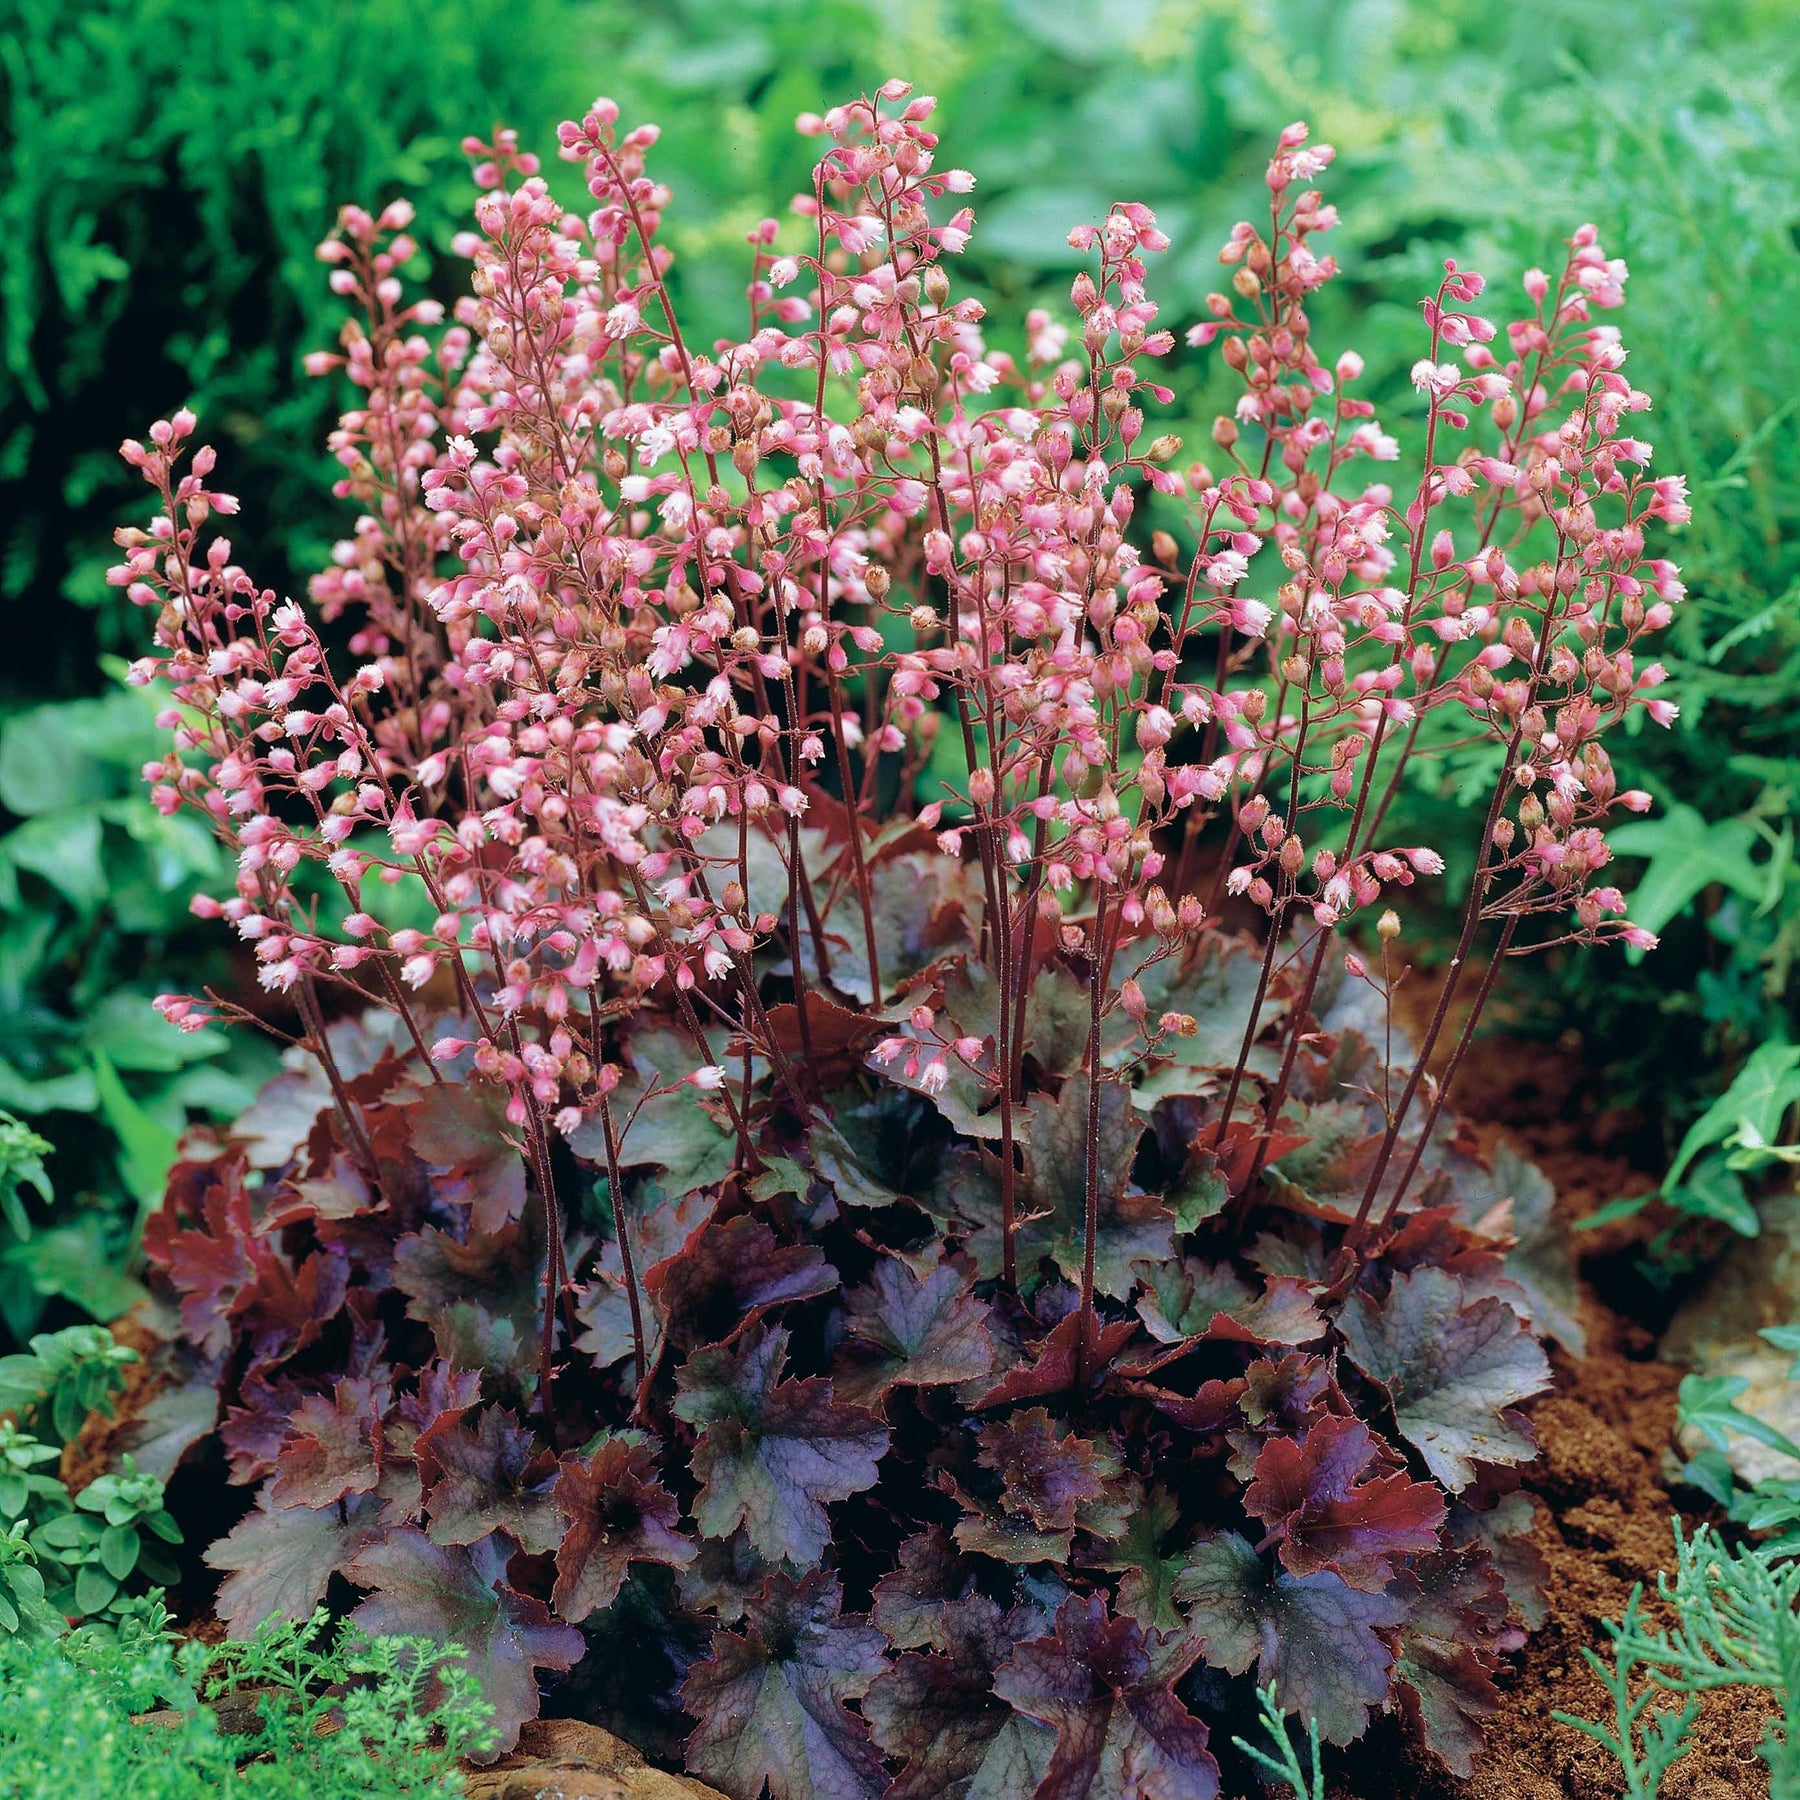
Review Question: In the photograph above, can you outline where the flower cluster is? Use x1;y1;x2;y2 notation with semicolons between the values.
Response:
116;82;1683;1790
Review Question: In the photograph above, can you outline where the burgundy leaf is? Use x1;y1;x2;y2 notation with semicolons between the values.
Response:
979;1409;1123;1535
384;1360;486;1461
872;1526;971;1652
1173;1530;1403;1745
865;1595;1055;1800
239;1242;350;1371
1239;1353;1337;1429
348;1528;584;1757
146;1176;256;1359
831;1255;995;1408
647;1211;837;1351
1145;1374;1244;1439
265;1152;380;1228
222;1369;308;1485
1263;1096;1382;1221
1449;1489;1549;1632
676;1530;775;1625
673;1325;888;1564
680;1569;888;1800
1339;1266;1550;1490
552;1433;694;1623
113;1354;220;1483
206;1488;387;1637
949;1481;1083;1568
1225;1352;1340;1479
268;1373;384;1510
407;1077;528;1235
1377;1207;1511;1297
417;1404;561;1554
1132;1257;1322;1349
393;1218;546;1389
1394;1544;1508;1778
228;1061;334;1170
976;1310;1138;1410
992;1593;1218;1800
1243;1416;1445;1590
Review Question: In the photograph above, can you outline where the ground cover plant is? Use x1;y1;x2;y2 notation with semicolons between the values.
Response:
0;1605;494;1797
1558;1522;1800;1799
111;77;1690;1794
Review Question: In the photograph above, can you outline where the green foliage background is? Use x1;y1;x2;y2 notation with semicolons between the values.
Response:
0;0;1795;1336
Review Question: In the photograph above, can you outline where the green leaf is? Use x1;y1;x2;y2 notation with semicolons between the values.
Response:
97;1524;138;1582
1610;805;1767;964
1573;1192;1654;1232
1666;1154;1759;1236
90;1049;178;1213
85;992;226;1073
0;694;153;818
0;1060;98;1117
1;809;108;914
143;1509;182;1545
1759;1325;1800;1378
31;1513;96;1550
1664;1041;1800;1192
1677;1374;1800;1465
72;1562;118;1617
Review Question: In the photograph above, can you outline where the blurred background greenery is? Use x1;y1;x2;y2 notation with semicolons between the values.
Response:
0;0;1794;1339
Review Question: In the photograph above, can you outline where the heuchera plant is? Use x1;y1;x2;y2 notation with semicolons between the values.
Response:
112;80;1687;1792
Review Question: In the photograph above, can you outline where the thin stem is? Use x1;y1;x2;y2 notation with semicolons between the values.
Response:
597;1085;648;1404
1376;911;1518;1231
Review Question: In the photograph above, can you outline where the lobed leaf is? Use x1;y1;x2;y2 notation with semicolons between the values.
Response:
992;1593;1219;1800
832;1254;996;1408
1242;1415;1445;1591
551;1433;694;1623
1339;1267;1550;1491
1174;1530;1403;1746
347;1528;583;1757
674;1325;888;1564
417;1404;561;1555
681;1569;888;1800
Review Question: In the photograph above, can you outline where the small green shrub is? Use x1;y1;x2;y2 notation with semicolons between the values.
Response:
0;1320;138;1441
0;1325;181;1632
1556;1522;1800;1799
0;1607;496;1799
1232;1684;1325;1800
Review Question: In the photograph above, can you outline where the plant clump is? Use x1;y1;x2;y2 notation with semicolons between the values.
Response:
112;79;1686;1791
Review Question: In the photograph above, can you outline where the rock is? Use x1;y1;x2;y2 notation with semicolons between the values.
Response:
1661;1186;1800;1484
462;1720;724;1800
